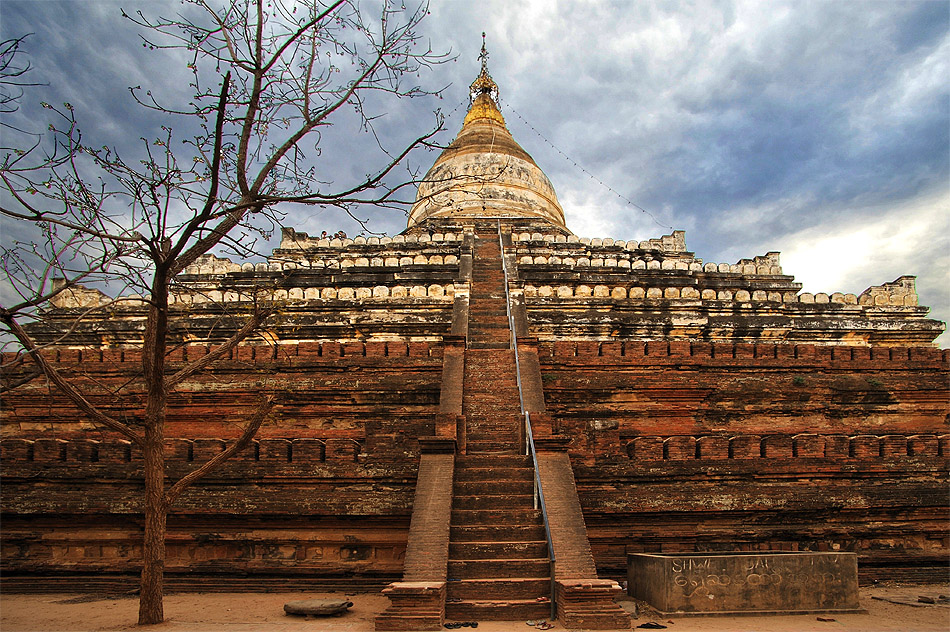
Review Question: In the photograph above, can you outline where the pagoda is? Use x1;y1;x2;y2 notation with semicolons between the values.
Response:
1;40;947;631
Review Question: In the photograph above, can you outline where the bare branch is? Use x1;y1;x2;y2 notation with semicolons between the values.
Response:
0;313;143;445
0;364;43;394
164;306;274;389
163;396;275;507
0;35;46;115
166;71;232;274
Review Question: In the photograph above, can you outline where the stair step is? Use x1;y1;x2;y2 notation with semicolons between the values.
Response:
451;524;546;542
453;494;534;510
464;414;521;422
465;392;518;397
467;424;521;430
445;599;552;620
465;349;512;357
464;441;520;453
463;380;517;387
453;480;533;495
466;413;520;419
448;558;551;579
468;341;511;349
466;427;521;434
465;425;520;432
464;400;519;407
455;467;533;483
449;541;548;559
464;413;521;422
465;418;521;425
451;509;542;526
464;422;521;430
457;454;530;467
454;468;532;482
465;431;520;438
446;577;550;600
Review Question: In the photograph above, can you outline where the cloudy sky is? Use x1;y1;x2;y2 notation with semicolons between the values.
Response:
1;0;948;345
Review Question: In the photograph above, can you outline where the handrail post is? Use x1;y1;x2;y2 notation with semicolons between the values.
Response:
497;220;556;620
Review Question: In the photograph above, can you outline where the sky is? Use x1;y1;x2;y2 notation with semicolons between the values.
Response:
1;0;948;345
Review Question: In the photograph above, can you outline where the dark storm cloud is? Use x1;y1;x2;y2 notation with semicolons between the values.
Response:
2;2;187;145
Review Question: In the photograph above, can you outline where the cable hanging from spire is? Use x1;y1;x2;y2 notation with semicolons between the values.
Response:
502;100;674;232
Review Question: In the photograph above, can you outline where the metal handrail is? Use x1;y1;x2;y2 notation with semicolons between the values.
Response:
496;220;557;620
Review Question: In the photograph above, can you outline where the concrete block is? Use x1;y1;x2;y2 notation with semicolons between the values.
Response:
628;552;862;615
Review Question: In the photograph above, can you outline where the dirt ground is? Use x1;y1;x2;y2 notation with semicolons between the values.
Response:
1;583;948;632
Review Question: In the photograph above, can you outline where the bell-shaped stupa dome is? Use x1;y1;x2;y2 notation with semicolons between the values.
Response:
407;37;565;228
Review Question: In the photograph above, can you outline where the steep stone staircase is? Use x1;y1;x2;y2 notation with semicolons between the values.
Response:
445;228;552;622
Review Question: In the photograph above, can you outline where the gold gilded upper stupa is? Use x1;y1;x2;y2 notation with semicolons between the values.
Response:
407;36;566;228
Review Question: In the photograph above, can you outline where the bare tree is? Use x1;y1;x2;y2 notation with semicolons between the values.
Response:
0;0;448;624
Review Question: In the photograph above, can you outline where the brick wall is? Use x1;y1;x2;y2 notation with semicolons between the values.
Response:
0;342;444;588
536;341;949;583
2;339;947;586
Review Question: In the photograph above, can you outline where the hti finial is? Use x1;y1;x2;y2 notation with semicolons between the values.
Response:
479;32;489;73
470;32;499;104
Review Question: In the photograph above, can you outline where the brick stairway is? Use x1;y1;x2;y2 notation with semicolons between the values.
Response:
445;228;552;622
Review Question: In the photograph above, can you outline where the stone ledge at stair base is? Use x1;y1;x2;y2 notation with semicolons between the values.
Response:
628;552;863;616
375;581;445;631
555;578;631;629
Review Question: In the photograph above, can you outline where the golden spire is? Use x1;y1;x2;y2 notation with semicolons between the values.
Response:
469;32;499;103
406;31;565;228
465;32;505;125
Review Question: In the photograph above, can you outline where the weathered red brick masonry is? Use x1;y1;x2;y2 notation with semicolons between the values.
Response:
2;56;947;629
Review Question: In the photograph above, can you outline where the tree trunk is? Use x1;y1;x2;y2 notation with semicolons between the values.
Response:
138;421;167;625
139;271;170;625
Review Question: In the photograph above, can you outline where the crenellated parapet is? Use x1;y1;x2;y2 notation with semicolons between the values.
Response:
277;226;464;251
180;230;464;282
858;275;919;306
31;225;475;346
513;228;690;256
623;433;948;461
37;219;944;347
506;226;941;345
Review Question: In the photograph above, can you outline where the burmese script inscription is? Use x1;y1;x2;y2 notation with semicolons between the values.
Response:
628;552;861;614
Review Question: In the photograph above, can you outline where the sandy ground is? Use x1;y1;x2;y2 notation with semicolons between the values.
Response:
1;583;948;632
